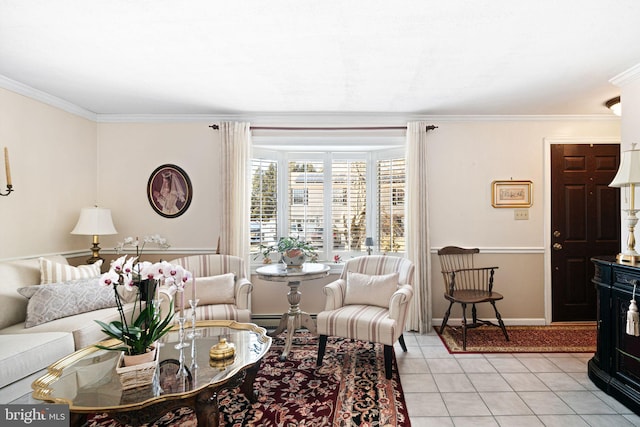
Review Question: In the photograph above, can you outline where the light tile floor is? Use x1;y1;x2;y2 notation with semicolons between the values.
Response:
398;330;640;427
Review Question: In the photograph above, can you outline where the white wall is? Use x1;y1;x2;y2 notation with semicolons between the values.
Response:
0;88;97;259
426;119;619;248
96;122;221;252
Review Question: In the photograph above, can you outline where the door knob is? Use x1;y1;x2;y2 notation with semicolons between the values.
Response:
553;243;563;251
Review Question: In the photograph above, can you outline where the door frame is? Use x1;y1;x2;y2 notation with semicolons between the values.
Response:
543;137;620;324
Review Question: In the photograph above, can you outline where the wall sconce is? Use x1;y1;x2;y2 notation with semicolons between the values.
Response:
610;148;640;264
606;96;621;116
71;206;118;264
1;147;13;197
365;237;374;256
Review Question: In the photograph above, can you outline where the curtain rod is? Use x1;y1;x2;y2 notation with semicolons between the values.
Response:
208;124;437;131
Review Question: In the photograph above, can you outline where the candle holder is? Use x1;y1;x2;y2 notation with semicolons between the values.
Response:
190;334;199;371
174;316;190;350
0;184;13;197
175;345;190;380
187;299;202;339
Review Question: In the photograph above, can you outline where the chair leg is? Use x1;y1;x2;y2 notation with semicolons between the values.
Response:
472;304;478;325
461;303;468;351
440;301;454;333
398;334;408;352
317;335;328;366
490;301;509;342
384;345;393;379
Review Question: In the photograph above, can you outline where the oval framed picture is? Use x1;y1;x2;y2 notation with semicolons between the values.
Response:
147;164;193;218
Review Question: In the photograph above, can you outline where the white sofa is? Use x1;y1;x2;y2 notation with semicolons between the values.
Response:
0;255;171;403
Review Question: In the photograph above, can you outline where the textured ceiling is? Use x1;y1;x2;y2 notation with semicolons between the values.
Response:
0;0;638;116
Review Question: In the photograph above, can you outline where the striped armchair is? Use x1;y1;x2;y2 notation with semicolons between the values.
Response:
316;255;414;379
167;254;252;322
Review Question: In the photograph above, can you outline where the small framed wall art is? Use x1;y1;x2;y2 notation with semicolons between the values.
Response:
147;164;193;218
491;180;533;208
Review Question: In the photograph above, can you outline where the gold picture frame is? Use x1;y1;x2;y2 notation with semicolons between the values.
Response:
491;180;533;208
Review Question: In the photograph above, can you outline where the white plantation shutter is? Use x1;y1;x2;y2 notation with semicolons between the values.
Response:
250;158;278;251
377;158;406;253
288;161;325;252
332;160;367;251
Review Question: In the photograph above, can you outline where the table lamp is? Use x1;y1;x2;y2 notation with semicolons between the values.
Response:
71;206;117;264
610;148;640;264
365;237;374;255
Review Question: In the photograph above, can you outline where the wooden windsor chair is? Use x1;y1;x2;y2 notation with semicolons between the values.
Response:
437;246;509;350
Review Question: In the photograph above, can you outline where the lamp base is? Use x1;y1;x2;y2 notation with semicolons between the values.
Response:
617;253;640;265
86;237;104;266
86;255;104;265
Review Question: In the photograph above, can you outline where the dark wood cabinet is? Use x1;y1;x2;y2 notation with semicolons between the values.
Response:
589;257;640;414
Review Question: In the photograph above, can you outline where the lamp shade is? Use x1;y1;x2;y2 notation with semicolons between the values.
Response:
365;237;374;246
71;207;117;235
610;150;640;188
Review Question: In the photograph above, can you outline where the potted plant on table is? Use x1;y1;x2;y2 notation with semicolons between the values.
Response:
257;235;318;267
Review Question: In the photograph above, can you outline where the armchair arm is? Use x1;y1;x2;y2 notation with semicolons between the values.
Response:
235;278;253;310
157;286;175;321
322;279;346;311
388;284;414;321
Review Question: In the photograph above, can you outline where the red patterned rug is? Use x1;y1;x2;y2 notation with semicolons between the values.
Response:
89;332;410;426
438;324;597;354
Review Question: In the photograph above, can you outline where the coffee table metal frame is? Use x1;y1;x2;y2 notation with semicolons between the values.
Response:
32;320;271;427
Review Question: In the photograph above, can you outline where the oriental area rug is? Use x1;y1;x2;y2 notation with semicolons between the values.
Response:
89;332;410;426
437;324;597;354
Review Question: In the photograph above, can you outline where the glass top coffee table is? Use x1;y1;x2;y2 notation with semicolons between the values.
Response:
32;320;271;427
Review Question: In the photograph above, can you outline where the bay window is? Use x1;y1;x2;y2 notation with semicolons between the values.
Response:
250;143;405;262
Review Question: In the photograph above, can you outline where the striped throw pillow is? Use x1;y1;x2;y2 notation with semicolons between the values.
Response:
39;257;103;285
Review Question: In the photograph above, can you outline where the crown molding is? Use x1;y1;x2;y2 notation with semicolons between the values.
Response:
0;74;97;121
97;112;620;124
610;63;640;87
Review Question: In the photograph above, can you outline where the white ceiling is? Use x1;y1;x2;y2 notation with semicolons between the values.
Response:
0;0;639;117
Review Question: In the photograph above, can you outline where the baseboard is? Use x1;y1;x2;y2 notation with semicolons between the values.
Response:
252;315;548;329
432;318;548;327
250;314;318;329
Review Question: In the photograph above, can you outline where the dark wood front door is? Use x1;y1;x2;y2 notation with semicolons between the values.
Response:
551;144;620;321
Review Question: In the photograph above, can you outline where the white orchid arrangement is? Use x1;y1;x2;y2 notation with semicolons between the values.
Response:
116;234;170;254
95;236;192;356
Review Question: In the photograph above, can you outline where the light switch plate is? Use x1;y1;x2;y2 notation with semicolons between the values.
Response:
514;209;529;220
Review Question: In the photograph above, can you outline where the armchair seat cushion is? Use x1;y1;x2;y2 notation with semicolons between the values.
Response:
192;304;251;323
317;304;399;347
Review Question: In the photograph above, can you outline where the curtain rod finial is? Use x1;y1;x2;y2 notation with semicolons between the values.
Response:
209;124;219;130
426;125;438;131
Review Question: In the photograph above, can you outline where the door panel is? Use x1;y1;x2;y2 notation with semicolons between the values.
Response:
551;144;620;321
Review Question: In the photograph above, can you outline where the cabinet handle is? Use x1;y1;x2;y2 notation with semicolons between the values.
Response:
553;243;563;251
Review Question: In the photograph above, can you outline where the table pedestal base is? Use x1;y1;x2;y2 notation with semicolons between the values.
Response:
269;279;317;360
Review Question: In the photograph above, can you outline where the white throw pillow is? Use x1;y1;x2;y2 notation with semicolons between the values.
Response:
187;273;236;305
18;277;116;327
344;271;400;308
39;258;103;284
